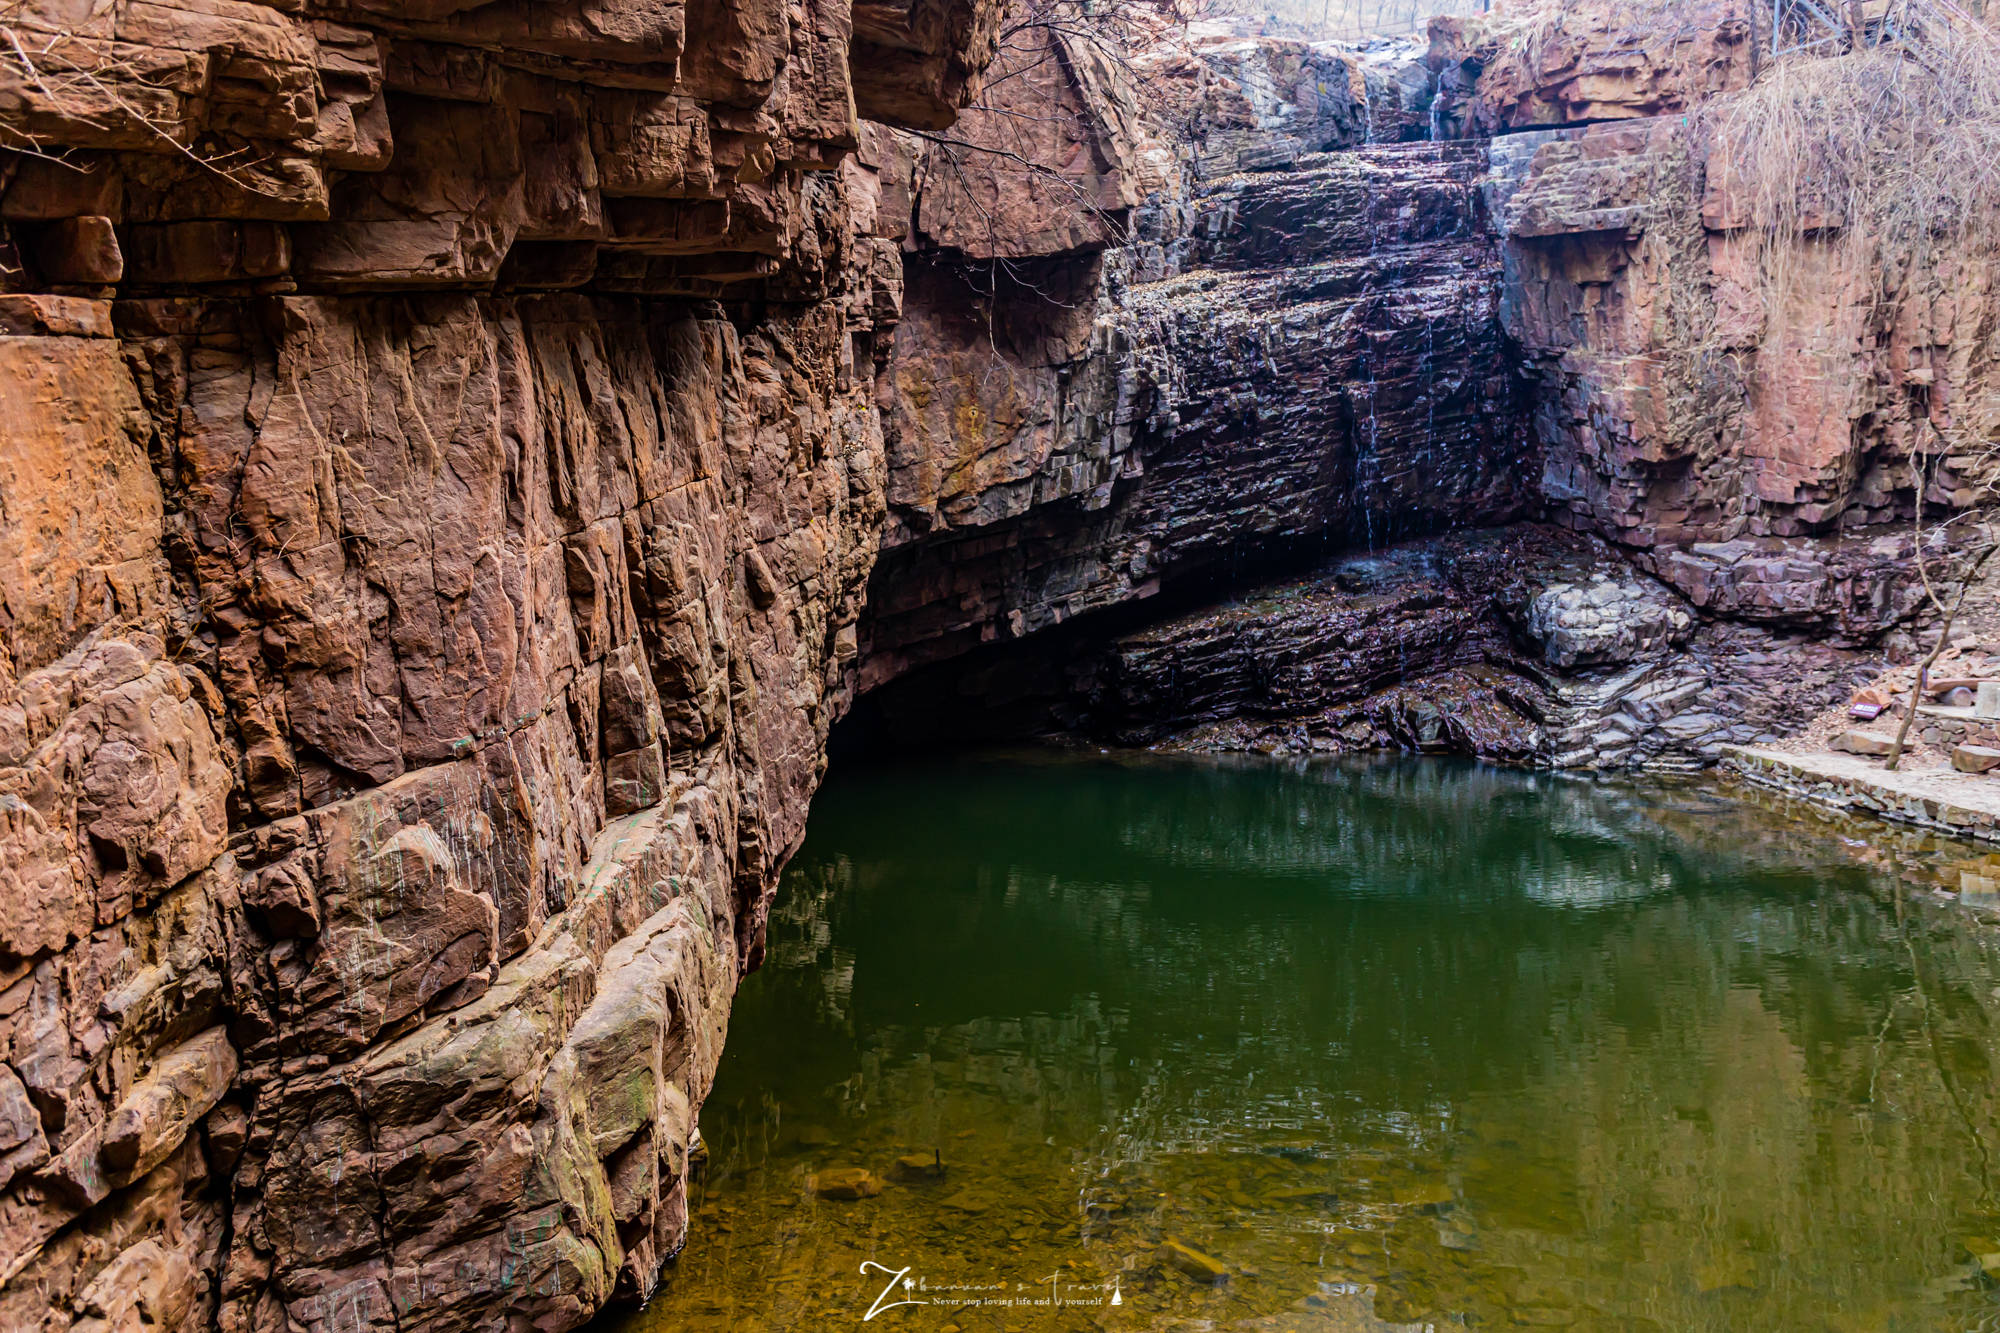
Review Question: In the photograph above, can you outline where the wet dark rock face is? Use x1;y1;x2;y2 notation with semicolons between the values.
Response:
863;138;1534;687
853;2;2000;771
1081;528;1877;769
860;526;1876;771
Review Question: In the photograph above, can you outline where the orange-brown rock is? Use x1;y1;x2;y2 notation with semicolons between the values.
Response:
1492;108;1997;643
4;1;1998;1327
1430;0;1760;134
0;0;1000;1328
858;0;1981;771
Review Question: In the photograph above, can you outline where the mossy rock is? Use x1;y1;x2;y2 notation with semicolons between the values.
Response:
1391;1179;1455;1209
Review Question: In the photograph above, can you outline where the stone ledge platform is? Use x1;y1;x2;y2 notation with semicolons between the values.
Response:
1721;745;2000;846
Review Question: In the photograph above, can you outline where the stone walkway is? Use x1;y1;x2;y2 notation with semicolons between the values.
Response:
1721;745;2000;845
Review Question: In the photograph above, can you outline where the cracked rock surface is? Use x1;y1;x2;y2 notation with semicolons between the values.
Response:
0;0;998;1327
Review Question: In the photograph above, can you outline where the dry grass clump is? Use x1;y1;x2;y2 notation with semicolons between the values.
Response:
1708;9;2000;345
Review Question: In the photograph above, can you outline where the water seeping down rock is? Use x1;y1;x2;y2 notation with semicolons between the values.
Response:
857;0;1999;767
1;0;1998;1327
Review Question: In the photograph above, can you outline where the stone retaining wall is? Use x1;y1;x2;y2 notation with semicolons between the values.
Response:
1721;746;2000;847
1908;706;2000;752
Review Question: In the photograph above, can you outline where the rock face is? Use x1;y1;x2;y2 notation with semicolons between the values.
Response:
0;0;997;1328
1430;0;1998;653
4;0;1999;1326
858;0;1998;768
870;526;1875;770
1429;0;1760;134
1491;108;1995;646
1076;528;1876;769
863;24;1531;685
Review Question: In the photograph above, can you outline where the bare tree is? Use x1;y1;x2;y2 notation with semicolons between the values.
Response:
1882;433;2000;769
0;0;263;178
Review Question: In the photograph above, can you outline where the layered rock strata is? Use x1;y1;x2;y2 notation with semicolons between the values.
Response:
1443;0;1999;647
860;0;1998;767
1429;0;1760;134
864;525;1876;770
1077;527;1876;769
863;24;1531;684
0;0;996;1328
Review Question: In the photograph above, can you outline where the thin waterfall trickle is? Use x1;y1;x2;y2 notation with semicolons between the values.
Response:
1421;310;1438;527
1359;328;1383;554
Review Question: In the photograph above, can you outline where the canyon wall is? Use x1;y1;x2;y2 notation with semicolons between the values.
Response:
0;0;996;1328
3;0;1998;1325
1444;0;1997;647
863;25;1531;686
859;0;1998;766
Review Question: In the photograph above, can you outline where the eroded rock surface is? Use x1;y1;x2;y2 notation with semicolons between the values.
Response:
1078;528;1876;770
858;0;1995;769
1429;0;1759;134
5;0;2000;1326
1493;110;1996;646
871;526;1875;771
0;0;997;1327
864;23;1530;685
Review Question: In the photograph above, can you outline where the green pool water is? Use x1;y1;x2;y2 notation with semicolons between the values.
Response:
603;752;2000;1332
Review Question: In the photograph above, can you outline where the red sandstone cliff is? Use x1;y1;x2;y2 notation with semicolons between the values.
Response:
0;0;998;1328
859;0;1997;765
4;0;1999;1325
1449;0;2000;647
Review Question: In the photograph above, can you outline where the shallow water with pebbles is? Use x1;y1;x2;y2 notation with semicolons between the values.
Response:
598;751;2000;1332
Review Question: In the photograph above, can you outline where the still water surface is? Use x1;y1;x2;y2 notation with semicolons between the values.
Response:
607;752;2000;1331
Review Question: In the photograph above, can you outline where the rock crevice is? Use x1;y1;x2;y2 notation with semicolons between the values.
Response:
3;1;1999;1327
0;0;999;1326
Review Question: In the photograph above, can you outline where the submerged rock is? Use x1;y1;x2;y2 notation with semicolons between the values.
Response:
1960;1237;2000;1276
813;1167;884;1200
893;1151;948;1181
1391;1180;1456;1211
1694;1254;1759;1294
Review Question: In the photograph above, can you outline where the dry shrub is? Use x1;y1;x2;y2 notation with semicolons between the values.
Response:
1705;5;2000;722
1707;9;2000;354
0;0;261;181
1703;2;2000;539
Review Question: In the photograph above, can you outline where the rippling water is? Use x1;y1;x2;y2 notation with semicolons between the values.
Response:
601;752;2000;1332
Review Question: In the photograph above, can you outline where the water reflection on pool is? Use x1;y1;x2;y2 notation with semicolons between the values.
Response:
602;752;2000;1332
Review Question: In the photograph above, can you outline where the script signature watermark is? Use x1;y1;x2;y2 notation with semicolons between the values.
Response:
858;1261;1123;1320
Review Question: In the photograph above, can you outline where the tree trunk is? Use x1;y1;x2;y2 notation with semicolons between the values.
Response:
1884;539;2000;771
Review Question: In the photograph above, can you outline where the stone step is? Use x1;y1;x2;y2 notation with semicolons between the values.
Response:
1953;745;2000;774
